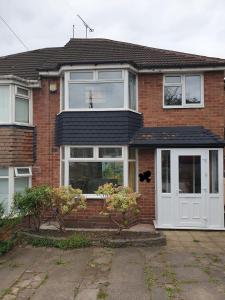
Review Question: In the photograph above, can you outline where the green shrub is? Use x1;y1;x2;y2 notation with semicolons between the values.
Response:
0;239;16;256
0;203;4;219
96;183;140;233
13;185;52;232
23;233;91;249
50;186;86;232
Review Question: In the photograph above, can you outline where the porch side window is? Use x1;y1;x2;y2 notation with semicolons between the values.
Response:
68;146;124;194
15;86;30;124
209;150;219;193
164;74;203;108
161;150;171;193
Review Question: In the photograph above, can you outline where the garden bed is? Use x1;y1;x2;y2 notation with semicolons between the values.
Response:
20;229;166;248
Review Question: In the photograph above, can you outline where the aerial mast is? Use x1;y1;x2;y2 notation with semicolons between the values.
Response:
77;14;94;38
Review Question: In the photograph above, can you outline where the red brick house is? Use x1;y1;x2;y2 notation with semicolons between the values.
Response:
0;38;225;229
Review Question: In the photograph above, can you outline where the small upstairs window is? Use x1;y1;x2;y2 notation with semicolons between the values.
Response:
164;74;203;108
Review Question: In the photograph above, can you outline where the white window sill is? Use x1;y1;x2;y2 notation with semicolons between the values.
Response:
163;105;204;109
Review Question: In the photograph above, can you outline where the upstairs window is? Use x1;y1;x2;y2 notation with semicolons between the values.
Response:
0;85;31;124
64;69;137;111
163;74;203;108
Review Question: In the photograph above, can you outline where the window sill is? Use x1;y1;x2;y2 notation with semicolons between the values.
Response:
0;123;34;127
163;105;204;109
57;109;142;115
84;194;106;199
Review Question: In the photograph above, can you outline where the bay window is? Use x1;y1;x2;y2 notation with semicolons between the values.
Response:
0;167;32;215
63;69;137;111
163;74;203;108
61;146;137;197
0;85;31;124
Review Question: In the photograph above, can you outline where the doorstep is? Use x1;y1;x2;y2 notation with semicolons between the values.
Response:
154;220;225;231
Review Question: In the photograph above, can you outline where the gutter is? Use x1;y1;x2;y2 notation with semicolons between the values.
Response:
0;75;40;87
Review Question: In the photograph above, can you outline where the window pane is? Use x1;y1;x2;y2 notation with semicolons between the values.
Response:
99;147;122;158
70;147;93;158
70;72;93;80
14;177;29;193
0;168;8;176
98;70;122;80
15;168;31;176
17;87;29;96
15;97;29;123
162;150;171;193
185;75;201;104
179;156;201;193
129;161;136;191
209;150;219;193
69;82;124;109
0;178;9;214
164;86;182;106
69;162;123;194
165;76;181;84
0;85;10;122
129;72;136;110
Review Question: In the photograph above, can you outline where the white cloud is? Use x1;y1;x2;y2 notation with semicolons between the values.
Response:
0;0;224;58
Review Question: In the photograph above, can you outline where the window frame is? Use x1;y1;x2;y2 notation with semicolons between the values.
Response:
63;69;138;112
163;74;204;109
62;145;138;198
0;84;32;125
0;167;32;215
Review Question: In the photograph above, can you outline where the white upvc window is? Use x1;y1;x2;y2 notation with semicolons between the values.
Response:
61;145;137;198
0;84;32;125
0;167;32;215
163;74;204;108
63;69;137;111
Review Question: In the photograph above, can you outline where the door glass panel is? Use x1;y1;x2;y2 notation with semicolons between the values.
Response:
161;150;171;193
179;155;201;193
209;150;219;193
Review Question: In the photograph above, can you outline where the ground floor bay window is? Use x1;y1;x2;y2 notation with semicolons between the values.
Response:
156;148;224;229
0;167;32;214
61;146;137;197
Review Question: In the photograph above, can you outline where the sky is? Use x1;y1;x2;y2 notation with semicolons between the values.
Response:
0;0;225;58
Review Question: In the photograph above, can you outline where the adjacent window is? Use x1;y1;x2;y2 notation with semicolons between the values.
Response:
0;167;31;215
161;150;171;193
0;168;9;214
164;74;203;108
62;146;137;196
209;150;219;193
65;69;137;111
0;85;31;124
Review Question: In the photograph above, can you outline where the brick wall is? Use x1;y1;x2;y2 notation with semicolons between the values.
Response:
138;71;225;137
32;79;60;187
0;126;34;167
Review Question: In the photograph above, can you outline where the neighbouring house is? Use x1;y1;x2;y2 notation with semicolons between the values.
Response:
0;38;225;229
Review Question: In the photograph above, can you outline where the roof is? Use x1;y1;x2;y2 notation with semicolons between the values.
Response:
1;38;225;80
130;126;225;147
55;111;142;145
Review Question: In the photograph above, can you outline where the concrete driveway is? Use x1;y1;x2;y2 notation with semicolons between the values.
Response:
0;230;225;300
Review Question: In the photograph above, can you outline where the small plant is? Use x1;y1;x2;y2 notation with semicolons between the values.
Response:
0;203;4;219
13;185;52;231
96;183;140;234
97;289;108;299
50;186;86;232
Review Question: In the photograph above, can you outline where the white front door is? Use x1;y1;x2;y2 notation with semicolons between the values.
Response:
156;148;224;229
174;149;207;227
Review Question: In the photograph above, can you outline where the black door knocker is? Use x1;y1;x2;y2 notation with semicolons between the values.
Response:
139;170;151;183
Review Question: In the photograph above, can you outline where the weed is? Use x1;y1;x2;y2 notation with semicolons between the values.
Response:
23;233;91;249
145;266;156;289
193;239;200;243
55;256;67;265
97;289;108;299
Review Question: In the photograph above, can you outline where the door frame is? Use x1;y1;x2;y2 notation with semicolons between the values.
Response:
156;148;224;229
